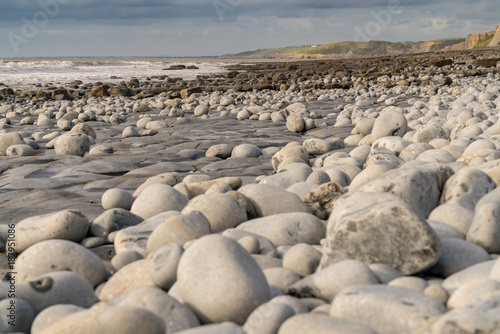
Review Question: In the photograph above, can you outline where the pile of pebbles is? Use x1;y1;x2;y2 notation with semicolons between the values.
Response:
1;51;500;333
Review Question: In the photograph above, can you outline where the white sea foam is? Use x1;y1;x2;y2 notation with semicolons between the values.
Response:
0;59;229;88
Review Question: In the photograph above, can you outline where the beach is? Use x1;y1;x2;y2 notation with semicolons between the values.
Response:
1;48;500;333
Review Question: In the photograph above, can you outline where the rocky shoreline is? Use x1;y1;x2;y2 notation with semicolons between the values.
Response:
1;48;500;333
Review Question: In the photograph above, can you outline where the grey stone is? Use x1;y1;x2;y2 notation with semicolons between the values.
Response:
147;211;211;252
90;208;144;239
238;184;311;217
101;188;134;210
287;260;379;302
194;104;209;117
330;285;446;334
222;229;277;256
427;220;464;240
17;271;96;314
252;254;282;270
114;211;181;255
98;259;155;301
38;305;165;334
399;142;435;162
31;304;84;334
425;296;500;334
411;121;448;143
237;235;260;254
467;187;500;253
429;204;474;235
231;144;261;158
348;163;453;218
440;167;496;210
111;250;144;271
175;322;245;334
123;126;140;138
17;239;107;287
303;182;345;220
282;243;322;277
133;173;181;198
263;268;302;293
305;170;331;185
388;276;429;293
182;193;246;233
17;209;90;253
278;313;377;334
442;260;497;295
303;138;343;155
319;192;441;275
371;109;408;142
426;238;490;278
130;184;189;220
237;213;325;247
206;144;232;158
54;131;92;156
349;163;394;190
108;285;199;332
243;301;295;334
447;278;500;309
149;243;184;290
5;144;36;156
177;235;270;324
0;132;25;155
368;263;404;284
286;115;305;133
272;145;310;172
185;177;242;198
0;298;34;333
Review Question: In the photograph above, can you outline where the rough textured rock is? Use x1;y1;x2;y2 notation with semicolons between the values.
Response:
319;192;441;275
177;235;270;325
303;182;345;220
54;131;92;156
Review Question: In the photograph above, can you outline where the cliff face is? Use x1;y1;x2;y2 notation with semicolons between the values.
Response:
465;31;496;48
488;24;500;47
232;23;500;59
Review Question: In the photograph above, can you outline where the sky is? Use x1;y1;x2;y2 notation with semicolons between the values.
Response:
0;0;499;58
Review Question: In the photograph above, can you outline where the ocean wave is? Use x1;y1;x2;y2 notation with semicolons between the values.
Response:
0;60;229;88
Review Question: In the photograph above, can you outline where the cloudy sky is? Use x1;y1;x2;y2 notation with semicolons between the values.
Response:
0;0;498;58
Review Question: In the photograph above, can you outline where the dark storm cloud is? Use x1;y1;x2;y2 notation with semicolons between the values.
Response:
0;0;461;24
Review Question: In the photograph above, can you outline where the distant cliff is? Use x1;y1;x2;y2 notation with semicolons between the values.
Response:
488;24;500;47
230;24;500;59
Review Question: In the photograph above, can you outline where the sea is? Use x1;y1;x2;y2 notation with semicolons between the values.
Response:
0;58;231;89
